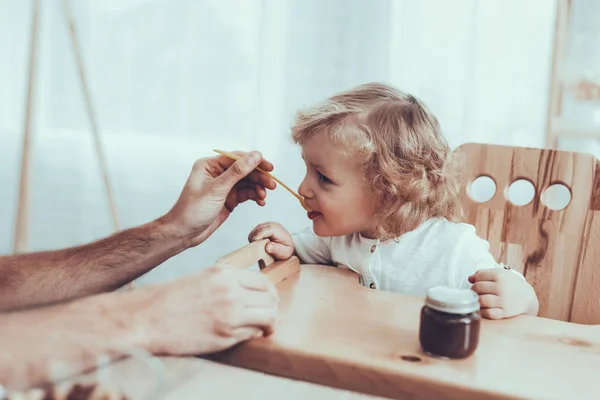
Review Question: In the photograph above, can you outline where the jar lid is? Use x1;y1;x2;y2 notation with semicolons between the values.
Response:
425;286;480;314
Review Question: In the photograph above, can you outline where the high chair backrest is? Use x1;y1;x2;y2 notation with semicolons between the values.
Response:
454;143;600;324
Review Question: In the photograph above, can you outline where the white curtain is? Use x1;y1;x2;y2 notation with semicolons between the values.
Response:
0;0;560;285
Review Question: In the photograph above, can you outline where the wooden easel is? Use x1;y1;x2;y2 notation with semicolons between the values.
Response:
13;0;130;286
13;0;121;253
545;0;600;148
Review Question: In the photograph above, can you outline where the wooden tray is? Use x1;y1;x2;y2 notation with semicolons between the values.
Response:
210;241;600;400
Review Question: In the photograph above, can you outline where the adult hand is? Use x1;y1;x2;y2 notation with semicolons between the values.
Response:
137;266;278;355
163;151;277;247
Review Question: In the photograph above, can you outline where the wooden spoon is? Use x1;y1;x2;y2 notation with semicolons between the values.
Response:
213;149;310;211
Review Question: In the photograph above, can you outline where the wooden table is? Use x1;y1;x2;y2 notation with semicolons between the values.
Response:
211;264;600;400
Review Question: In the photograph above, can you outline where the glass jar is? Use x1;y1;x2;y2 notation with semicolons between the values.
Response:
419;286;481;359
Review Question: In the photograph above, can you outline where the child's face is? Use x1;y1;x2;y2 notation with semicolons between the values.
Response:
298;134;378;238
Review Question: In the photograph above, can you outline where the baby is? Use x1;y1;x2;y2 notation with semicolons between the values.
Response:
250;83;538;319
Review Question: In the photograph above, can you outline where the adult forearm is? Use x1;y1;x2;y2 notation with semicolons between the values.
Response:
0;217;189;311
0;290;146;391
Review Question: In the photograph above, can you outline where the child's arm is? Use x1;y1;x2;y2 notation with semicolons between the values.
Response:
248;224;332;265
452;227;539;320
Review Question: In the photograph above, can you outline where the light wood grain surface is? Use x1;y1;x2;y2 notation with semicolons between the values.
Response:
456;143;600;324
212;264;600;400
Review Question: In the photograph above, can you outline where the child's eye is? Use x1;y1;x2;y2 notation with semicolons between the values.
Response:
318;172;332;185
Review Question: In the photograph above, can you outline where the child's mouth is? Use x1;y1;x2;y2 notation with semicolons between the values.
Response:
307;211;322;220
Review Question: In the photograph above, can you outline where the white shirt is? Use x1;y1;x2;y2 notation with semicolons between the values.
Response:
292;218;516;296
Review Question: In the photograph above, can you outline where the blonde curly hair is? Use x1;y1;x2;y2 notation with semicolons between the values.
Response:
291;82;463;240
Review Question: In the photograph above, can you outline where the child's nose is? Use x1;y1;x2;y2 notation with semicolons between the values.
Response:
298;177;313;199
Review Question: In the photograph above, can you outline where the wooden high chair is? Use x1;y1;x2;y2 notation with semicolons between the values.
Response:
455;143;600;324
209;239;600;400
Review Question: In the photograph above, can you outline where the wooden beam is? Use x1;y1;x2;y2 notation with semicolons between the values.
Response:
13;0;41;254
544;0;573;149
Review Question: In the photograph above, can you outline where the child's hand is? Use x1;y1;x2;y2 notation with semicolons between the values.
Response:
468;268;539;320
248;222;294;260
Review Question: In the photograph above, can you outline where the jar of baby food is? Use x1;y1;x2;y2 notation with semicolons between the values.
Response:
419;286;481;359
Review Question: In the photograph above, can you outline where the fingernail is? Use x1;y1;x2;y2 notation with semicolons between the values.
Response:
266;243;272;252
248;151;261;163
